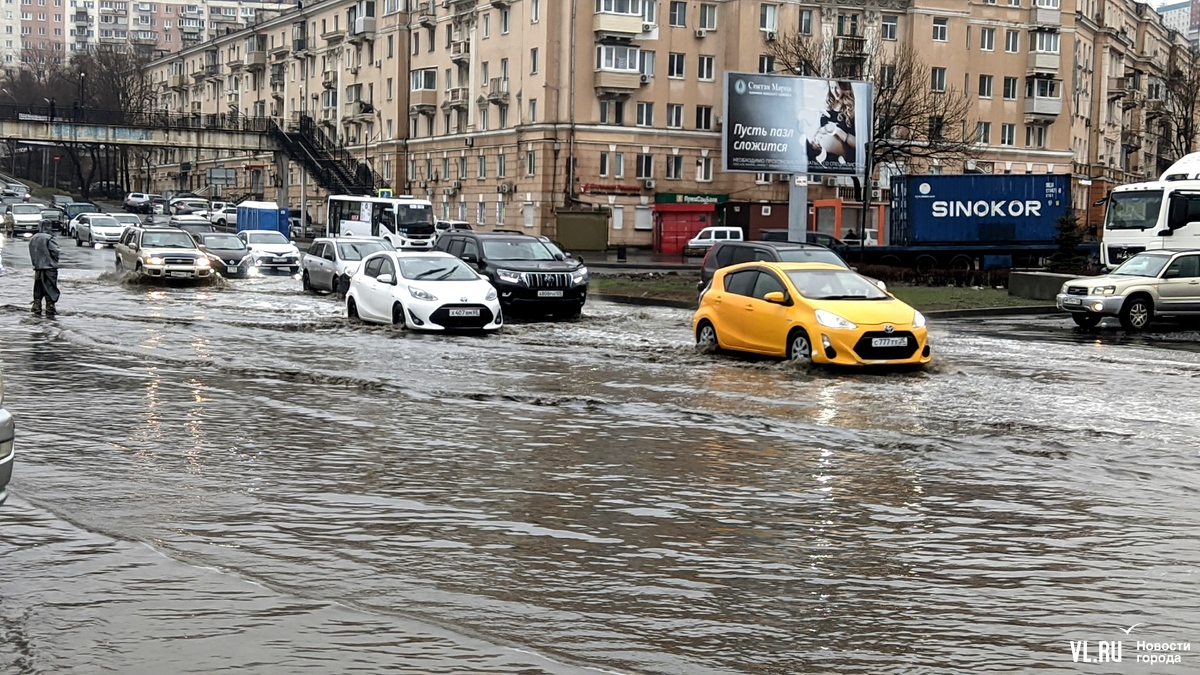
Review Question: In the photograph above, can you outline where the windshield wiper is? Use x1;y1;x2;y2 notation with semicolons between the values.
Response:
815;294;876;300
415;267;450;279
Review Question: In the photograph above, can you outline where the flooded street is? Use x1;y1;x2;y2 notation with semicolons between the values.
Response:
3;235;1200;674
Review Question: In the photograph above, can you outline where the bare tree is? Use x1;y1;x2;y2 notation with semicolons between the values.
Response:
1159;43;1200;162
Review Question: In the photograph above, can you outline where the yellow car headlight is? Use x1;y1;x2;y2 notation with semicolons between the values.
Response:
815;309;857;330
912;311;927;328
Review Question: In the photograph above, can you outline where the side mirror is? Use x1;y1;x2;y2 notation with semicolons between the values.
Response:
461;253;479;264
1159;229;1175;237
871;279;888;291
197;244;206;250
763;291;788;304
553;252;565;261
376;273;396;285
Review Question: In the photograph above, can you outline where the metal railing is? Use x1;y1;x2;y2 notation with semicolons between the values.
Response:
0;103;273;133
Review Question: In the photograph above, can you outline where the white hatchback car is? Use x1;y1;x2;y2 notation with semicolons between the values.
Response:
346;251;503;331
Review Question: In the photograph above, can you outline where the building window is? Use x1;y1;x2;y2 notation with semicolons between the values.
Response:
526;150;536;175
1031;31;1059;53
695;105;712;130
980;27;994;51
595;0;642;15
759;3;776;31
668;0;685;26
636;101;653;126
642;0;656;24
1005;29;1018;52
979;74;993;98
881;15;896;41
599;100;625;124
698;3;715;30
799;9;811;35
1003;76;1018;99
410;68;436;90
614;152;624;178
639;50;656;76
1001;123;1015;146
599;152;609;177
666;155;683;179
483;12;490;37
928;116;944;140
531;0;539;22
758;54;774;73
667;103;683;128
932;17;946;42
499;105;508;128
668;52;684;78
1025;124;1045;148
880;64;896;89
837;13;859;36
497;153;506;177
636;153;653;179
529;98;537;122
1026;77;1060;99
530;47;538;73
697;157;712;182
478;154;487;178
477;201;486;225
697;55;714;80
931;67;946;92
976;121;991;144
596;44;640;72
500;7;509;33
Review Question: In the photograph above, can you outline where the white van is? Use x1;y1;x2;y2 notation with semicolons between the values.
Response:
685;226;743;255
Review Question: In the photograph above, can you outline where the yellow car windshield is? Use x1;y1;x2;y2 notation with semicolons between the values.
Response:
785;270;889;301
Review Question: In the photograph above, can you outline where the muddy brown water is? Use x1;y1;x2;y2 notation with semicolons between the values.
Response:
3;237;1200;674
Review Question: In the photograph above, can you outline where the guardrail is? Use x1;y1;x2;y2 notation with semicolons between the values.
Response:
0;103;273;133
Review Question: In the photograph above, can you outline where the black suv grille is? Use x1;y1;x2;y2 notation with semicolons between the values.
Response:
163;256;198;266
1066;286;1088;296
523;272;572;288
852;331;919;361
430;304;495;329
1108;245;1144;263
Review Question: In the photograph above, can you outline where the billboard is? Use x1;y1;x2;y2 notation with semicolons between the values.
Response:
722;72;872;177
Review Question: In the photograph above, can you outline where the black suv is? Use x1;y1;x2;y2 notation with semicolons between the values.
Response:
435;232;588;319
699;241;851;293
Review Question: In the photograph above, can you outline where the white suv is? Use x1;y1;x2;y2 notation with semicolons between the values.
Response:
114;226;214;279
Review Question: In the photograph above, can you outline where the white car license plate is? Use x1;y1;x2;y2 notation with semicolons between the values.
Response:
273;257;287;263
871;337;907;348
227;266;239;274
538;290;564;298
168;271;191;278
448;308;480;317
1063;297;1082;306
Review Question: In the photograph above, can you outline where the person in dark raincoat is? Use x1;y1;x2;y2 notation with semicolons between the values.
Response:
28;221;60;315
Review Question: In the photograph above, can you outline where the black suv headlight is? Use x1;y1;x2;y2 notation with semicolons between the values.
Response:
496;269;522;284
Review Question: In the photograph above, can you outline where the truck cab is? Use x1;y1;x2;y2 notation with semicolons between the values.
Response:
1102;153;1200;269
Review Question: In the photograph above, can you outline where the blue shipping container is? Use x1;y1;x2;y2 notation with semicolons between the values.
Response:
890;174;1069;245
235;200;291;239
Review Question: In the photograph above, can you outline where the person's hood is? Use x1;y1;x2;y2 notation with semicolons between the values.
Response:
39;221;54;233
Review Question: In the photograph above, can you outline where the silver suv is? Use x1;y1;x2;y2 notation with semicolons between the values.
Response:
114;226;214;279
0;370;14;506
301;237;395;296
1057;249;1200;330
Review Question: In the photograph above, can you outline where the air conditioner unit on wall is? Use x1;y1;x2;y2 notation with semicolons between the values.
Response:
824;176;837;186
871;188;882;200
642;22;655;32
497;183;509;193
644;179;656;189
777;174;789;183
765;31;777;42
639;74;650;85
694;29;706;38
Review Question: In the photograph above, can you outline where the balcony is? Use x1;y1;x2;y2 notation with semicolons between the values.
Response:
245;50;267;69
1024;96;1062;118
99;5;121;13
348;16;376;43
1107;76;1128;98
169;74;188;89
487;77;509;104
1122;89;1143;110
292;38;307;53
212;13;239;23
191;68;206;81
321;70;337;88
450;0;476;15
270;80;285;100
594;70;641;97
227;56;244;69
73;12;89;24
416;1;435;26
409;88;438;115
1031;5;1061;25
132;31;158;45
180;23;203;33
345;99;374;119
1145;99;1164;119
1122;129;1142;149
593;11;644;38
1026;52;1060;75
450;39;470;64
835;36;867;58
441;86;470;110
205;63;221;80
322;27;344;44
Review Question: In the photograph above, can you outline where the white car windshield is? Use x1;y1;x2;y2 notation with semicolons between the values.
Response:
785;270;890;301
246;231;289;244
142;232;196;248
90;216;121;229
337;241;390;260
1112;253;1171;277
113;215;141;225
11;205;41;215
482;240;556;261
398;257;479;281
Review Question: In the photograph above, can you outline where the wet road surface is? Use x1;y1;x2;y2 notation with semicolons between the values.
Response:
3;234;1200;673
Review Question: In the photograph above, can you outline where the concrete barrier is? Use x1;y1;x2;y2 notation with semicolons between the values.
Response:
1009;271;1087;301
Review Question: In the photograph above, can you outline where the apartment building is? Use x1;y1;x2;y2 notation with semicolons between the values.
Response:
141;0;1191;246
62;0;288;55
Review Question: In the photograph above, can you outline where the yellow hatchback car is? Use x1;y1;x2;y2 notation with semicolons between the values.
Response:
693;262;932;366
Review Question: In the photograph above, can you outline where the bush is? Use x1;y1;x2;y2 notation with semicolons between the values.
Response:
854;264;1011;288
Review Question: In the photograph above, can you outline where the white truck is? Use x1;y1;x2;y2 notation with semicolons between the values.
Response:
1102;153;1200;269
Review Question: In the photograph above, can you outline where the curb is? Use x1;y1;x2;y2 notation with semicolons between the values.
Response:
591;294;697;310
925;305;1058;318
588;262;701;272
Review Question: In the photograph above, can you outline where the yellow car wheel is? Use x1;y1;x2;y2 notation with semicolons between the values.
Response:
786;329;813;362
696;321;719;349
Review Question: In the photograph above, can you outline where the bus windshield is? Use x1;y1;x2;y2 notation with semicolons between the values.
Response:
389;204;434;234
1105;191;1163;231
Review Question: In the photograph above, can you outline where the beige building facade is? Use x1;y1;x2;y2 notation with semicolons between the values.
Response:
142;0;1191;246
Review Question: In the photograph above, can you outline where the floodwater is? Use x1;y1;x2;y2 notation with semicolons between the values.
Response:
2;235;1200;674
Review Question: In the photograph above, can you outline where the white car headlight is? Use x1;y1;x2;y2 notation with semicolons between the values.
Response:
485;287;498;301
572;266;589;285
497;269;522;284
912;311;927;328
196;257;210;267
241;253;253;262
815;309;857;330
1061;283;1070;294
344;264;359;277
1093;285;1116;296
408;286;437;301
146;256;164;265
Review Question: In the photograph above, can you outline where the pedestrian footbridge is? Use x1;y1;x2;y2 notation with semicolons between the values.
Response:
0;106;277;152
